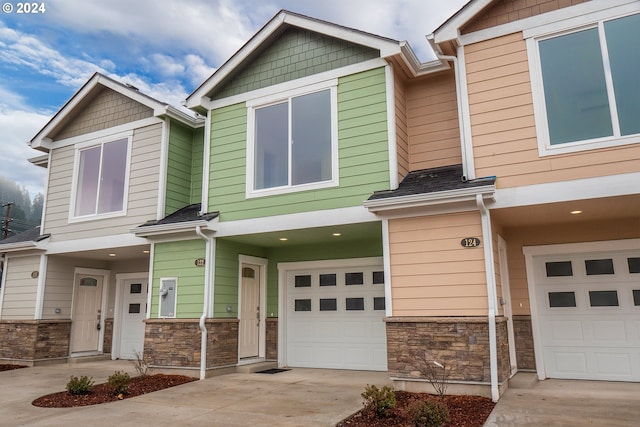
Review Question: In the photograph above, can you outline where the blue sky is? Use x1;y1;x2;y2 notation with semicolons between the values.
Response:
0;0;467;198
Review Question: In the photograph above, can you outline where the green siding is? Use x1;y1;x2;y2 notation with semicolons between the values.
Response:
190;127;204;205
208;67;390;221
151;240;206;318
210;28;379;100
165;121;194;215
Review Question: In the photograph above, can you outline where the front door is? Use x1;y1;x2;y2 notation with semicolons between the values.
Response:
119;278;149;359
71;274;103;353
239;265;260;358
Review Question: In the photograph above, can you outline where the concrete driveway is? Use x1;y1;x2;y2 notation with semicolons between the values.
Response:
485;374;640;426
0;361;389;426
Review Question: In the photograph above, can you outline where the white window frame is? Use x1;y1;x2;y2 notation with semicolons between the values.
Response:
245;79;339;198
526;9;640;156
68;130;132;222
158;277;178;318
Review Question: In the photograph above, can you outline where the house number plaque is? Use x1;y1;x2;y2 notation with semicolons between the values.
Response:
194;258;206;267
460;237;481;248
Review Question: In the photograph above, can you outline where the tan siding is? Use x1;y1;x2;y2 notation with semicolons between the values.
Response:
1;256;40;319
406;71;462;171
395;72;409;181
42;256;77;320
388;212;487;316
461;0;589;34
52;88;153;140
44;123;161;241
466;33;640;188
502;217;640;316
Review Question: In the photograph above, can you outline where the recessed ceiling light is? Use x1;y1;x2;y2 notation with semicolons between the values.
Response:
570;210;583;215
142;250;150;254
279;237;288;241
332;233;342;237
109;253;117;257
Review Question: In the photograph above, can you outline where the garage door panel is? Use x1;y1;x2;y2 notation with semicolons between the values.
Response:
549;350;588;375
594;352;632;376
592;320;627;341
547;320;584;341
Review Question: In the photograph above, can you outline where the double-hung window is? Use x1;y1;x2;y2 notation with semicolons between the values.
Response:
529;12;640;154
72;135;130;220
247;82;338;197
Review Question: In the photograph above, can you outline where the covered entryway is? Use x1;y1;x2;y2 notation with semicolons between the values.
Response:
526;242;640;381
281;258;387;371
70;270;107;353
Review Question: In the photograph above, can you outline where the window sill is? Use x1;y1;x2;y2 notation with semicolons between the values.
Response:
246;179;339;199
68;210;127;224
538;134;640;157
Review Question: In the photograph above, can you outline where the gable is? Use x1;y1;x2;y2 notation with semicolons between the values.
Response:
461;0;590;34
50;87;154;141
209;27;379;100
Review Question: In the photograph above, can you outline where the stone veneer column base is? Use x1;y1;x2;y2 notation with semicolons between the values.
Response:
144;318;239;377
0;320;72;365
265;317;278;360
385;316;511;397
513;315;536;370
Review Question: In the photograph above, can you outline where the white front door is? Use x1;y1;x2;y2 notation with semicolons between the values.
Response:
119;278;148;359
239;265;260;358
71;274;103;353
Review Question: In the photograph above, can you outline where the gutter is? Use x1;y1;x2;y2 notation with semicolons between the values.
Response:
131;219;216;237
364;185;495;212
195;226;215;380
476;194;499;402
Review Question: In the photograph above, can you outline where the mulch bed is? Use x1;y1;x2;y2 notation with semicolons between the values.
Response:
0;364;28;372
337;391;495;427
32;374;197;408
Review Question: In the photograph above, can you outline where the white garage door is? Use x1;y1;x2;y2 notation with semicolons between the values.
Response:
285;261;387;371
533;249;640;381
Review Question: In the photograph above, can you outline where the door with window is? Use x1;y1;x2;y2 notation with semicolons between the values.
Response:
119;278;148;359
71;274;104;353
239;265;260;359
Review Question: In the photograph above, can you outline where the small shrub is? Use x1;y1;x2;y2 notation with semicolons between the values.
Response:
66;375;94;395
131;350;151;377
411;399;449;427
361;384;396;417
107;371;131;395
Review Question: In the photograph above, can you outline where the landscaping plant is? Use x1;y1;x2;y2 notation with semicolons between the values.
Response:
410;399;449;427
361;384;396;417
66;375;94;395
107;371;131;396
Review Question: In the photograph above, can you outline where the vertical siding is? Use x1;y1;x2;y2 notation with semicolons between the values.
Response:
208;67;390;221
44;123;162;241
388;212;487;316
394;71;409;180
151;240;205;318
1;256;40;319
165;120;194;215
406;71;462;171
467;33;640;188
51;88;153;140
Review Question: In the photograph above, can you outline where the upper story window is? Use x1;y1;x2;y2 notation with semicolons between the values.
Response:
246;81;338;197
71;135;130;220
529;12;640;155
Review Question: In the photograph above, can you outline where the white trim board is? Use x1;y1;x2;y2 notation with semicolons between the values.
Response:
46;234;149;254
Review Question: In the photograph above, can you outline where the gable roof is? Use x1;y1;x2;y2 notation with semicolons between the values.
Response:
432;0;494;44
186;10;448;110
30;73;203;151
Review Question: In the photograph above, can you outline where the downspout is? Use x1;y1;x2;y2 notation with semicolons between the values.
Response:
195;226;215;380
476;194;499;402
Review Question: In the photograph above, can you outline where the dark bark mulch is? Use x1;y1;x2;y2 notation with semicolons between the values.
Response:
0;364;28;372
337;391;495;427
32;374;197;408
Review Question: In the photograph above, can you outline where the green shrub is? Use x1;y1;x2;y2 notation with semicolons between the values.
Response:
361;384;396;417
411;399;449;427
107;371;131;395
66;375;94;395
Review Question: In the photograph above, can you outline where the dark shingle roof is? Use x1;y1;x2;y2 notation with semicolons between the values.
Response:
138;204;218;227
368;164;495;200
0;226;50;245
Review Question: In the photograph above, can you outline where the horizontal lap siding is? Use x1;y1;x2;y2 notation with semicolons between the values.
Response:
395;73;409;180
388;212;487;316
466;33;640;188
191;128;204;205
44;123;162;241
41;256;76;320
1;256;40;319
407;71;462;170
151;240;205;318
165;121;194;215
208;67;390;221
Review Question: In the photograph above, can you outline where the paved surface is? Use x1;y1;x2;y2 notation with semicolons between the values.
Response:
485;374;640;426
0;361;389;426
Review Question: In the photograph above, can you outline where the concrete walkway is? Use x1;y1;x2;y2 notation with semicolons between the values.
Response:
0;361;390;426
485;374;640;426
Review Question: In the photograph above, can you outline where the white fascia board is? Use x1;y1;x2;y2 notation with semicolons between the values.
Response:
46;234;149;254
28;155;49;167
160;106;204;128
0;241;45;253
433;0;494;44
131;219;218;238
492;172;640;209
214;206;378;237
363;185;496;213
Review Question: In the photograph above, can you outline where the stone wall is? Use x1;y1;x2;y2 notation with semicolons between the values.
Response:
103;318;114;354
0;320;71;362
144;318;239;369
266;318;278;360
513;315;536;370
386;316;510;383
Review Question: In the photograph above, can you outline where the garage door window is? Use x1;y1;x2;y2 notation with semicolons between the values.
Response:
545;261;573;277
628;258;640;273
633;290;640;306
295;299;311;311
589;290;619;307
345;272;364;285
295;275;311;287
585;259;614;275
320;274;336;286
319;298;337;311
374;296;385;310
548;291;576;308
373;271;384;284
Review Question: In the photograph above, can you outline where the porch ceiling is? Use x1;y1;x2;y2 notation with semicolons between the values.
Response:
220;221;382;248
56;244;151;261
491;194;640;228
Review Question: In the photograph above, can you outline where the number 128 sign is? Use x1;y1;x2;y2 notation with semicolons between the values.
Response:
460;237;481;248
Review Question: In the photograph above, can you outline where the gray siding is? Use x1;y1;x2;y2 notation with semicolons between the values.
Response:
211;28;379;100
1;255;40;319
